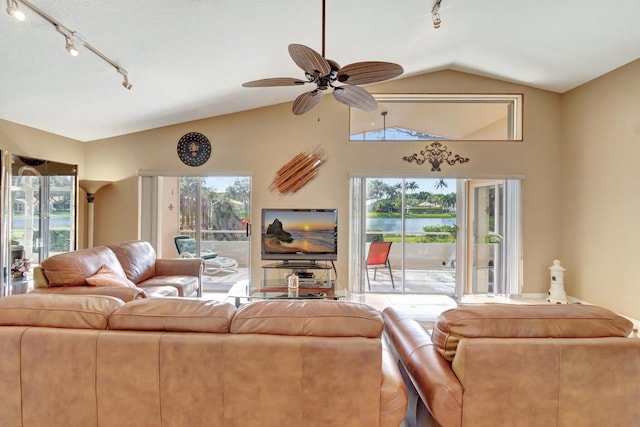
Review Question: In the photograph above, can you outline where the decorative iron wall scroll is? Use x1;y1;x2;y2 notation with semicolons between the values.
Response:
270;146;327;194
402;142;469;171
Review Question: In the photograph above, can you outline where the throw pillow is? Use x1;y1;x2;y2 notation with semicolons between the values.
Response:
86;264;136;288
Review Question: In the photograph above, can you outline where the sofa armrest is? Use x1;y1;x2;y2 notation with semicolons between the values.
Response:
29;285;147;302
383;307;463;427
155;258;203;277
380;339;408;427
406;340;462;427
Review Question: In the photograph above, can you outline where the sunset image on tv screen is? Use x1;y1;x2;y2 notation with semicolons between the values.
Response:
263;210;336;254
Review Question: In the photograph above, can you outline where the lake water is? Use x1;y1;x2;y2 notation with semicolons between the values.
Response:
11;217;71;228
367;217;456;234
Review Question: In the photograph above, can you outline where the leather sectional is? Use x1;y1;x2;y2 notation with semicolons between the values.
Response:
0;294;407;427
383;303;640;427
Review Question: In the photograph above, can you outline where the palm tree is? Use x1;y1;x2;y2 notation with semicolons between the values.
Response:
434;179;448;194
405;181;419;207
446;193;457;211
367;179;387;203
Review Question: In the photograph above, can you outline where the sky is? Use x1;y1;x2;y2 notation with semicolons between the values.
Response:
203;176;247;192
202;176;456;194
370;178;457;193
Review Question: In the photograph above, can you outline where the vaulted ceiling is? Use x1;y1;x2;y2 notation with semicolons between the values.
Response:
1;0;639;141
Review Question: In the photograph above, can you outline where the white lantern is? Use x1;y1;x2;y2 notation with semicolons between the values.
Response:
547;260;568;304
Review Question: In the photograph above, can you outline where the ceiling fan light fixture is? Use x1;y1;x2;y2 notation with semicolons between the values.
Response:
6;0;25;20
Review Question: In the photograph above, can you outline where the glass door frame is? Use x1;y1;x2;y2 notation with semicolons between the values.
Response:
1;152;77;297
349;175;522;299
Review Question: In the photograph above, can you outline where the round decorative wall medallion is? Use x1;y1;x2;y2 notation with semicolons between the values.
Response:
177;132;211;166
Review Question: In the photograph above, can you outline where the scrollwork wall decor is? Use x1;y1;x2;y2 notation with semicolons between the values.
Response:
402;142;469;171
270;146;327;194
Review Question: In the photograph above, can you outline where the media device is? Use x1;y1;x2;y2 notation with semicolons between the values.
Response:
261;208;338;263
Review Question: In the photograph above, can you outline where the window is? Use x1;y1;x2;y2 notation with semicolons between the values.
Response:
350;94;523;141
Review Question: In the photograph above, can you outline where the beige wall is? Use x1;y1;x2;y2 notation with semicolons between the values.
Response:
3;65;637;319
0;119;85;167
561;59;640;319
80;70;563;296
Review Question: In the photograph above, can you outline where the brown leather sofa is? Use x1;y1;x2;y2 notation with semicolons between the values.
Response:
383;303;639;427
31;240;202;300
0;294;407;427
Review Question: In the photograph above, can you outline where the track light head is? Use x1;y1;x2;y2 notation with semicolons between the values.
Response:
65;36;78;56
432;13;441;29
431;0;442;29
118;68;132;90
6;0;25;21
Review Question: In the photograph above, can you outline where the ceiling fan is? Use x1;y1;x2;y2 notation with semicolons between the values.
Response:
241;0;404;115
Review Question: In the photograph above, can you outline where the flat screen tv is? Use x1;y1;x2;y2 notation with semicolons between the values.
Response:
261;208;337;262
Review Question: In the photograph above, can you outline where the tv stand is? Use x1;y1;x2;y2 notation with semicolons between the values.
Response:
272;260;320;269
261;261;334;291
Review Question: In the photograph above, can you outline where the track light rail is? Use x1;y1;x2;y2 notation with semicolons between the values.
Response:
5;0;132;89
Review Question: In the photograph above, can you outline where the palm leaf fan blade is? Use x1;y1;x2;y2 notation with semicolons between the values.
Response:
292;90;323;115
337;62;404;85
333;85;377;112
288;44;331;76
242;78;306;87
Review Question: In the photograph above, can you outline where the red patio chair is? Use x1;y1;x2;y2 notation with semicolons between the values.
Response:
366;241;395;290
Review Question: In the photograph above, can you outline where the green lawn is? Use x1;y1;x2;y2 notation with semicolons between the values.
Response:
367;212;456;219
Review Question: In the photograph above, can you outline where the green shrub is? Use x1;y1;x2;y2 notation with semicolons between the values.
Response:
366;232;384;242
417;225;457;243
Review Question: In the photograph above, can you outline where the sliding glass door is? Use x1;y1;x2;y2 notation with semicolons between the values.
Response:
357;177;457;295
350;176;521;298
139;174;251;290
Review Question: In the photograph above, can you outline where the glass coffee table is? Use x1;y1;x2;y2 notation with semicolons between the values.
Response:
227;280;344;307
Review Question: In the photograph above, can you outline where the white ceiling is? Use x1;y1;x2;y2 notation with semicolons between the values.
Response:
1;0;639;142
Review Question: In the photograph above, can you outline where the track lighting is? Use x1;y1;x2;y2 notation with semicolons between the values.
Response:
6;0;25;20
431;0;442;29
5;0;132;90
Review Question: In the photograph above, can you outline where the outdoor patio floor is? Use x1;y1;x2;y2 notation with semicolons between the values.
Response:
202;267;455;295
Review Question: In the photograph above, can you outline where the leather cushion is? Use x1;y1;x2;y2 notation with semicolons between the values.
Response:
231;300;383;337
431;303;634;361
41;246;127;287
138;275;198;297
108;240;157;284
86;264;136;288
108;298;235;332
0;294;123;329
